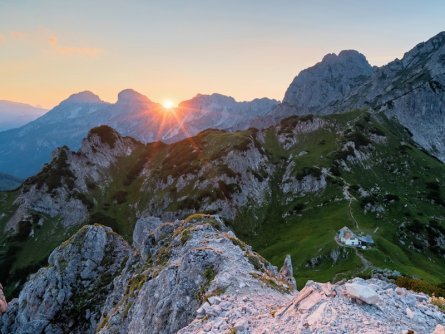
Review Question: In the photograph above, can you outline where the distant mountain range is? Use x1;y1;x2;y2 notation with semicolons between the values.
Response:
0;101;47;131
0;173;22;191
0;90;277;178
0;31;444;180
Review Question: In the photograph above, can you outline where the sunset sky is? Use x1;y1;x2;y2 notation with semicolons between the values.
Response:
1;0;444;109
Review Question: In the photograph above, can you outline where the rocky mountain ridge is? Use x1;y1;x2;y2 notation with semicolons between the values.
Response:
1;215;444;334
281;31;445;162
0;90;278;179
0;101;47;132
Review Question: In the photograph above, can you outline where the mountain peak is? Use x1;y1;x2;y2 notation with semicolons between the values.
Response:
321;49;369;65
62;91;103;104
185;93;236;105
283;49;373;113
117;89;151;105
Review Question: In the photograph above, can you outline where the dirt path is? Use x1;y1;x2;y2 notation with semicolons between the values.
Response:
354;248;374;273
348;200;359;229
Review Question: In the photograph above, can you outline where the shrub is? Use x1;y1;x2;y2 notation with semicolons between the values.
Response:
89;212;120;234
346;131;371;148
195;266;216;302
32;148;76;192
405;219;423;233
430;295;445;312
395;276;445;297
218;181;240;200
426;181;445;207
88;126;118;148
296;167;322;180
73;192;94;209
180;229;191;245
384;194;400;202
112;191;128;205
334;146;355;161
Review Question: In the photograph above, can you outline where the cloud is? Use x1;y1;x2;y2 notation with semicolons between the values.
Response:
0;29;103;57
10;31;25;39
47;35;103;57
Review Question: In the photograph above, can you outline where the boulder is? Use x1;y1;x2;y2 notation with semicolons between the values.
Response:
345;282;380;305
132;216;162;250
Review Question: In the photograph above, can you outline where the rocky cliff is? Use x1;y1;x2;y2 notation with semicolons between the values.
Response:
283;50;373;114
1;215;444;333
281;31;445;162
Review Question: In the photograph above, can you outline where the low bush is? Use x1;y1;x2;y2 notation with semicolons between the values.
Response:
395;276;445;297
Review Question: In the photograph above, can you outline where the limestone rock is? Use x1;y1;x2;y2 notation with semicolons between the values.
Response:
1;216;444;334
132;216;162;251
0;225;131;334
279;254;297;290
345;282;381;305
283;50;373;114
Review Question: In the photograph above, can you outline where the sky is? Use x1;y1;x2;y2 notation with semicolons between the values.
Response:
0;0;444;109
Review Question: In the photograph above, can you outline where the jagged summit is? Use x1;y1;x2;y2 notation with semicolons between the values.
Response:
181;93;279;109
283;49;372;113
61;90;103;105
405;30;445;58
181;93;237;107
321;49;369;64
116;89;153;105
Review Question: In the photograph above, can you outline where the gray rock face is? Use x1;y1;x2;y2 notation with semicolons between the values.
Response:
4;127;137;232
0;214;293;334
0;225;131;334
97;215;290;334
279;254;297;290
1;215;444;333
354;31;445;162
281;31;445;162
132;216;162;251
283;50;373;114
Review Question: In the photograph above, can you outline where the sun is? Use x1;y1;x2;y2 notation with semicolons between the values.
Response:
162;99;175;110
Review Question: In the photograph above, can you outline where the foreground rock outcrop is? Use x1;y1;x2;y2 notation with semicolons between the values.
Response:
1;215;444;333
0;225;131;334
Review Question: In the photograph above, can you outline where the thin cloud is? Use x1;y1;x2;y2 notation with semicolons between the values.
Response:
10;31;25;39
0;29;103;57
47;35;103;57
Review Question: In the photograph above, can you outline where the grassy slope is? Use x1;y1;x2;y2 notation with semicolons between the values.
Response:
231;111;445;287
